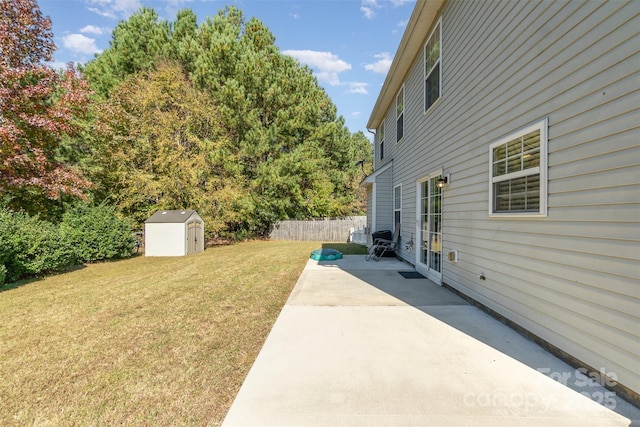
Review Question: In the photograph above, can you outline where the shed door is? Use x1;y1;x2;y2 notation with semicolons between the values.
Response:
187;221;201;254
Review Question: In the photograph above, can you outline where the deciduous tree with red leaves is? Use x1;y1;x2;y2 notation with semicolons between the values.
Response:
0;0;91;202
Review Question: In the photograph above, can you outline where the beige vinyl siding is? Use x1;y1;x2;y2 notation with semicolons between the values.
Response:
383;0;639;393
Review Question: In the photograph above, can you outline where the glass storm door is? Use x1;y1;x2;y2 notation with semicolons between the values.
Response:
416;173;443;283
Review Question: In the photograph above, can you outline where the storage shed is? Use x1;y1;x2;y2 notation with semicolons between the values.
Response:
144;210;204;256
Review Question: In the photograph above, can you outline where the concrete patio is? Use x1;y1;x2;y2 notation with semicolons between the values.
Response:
222;255;639;426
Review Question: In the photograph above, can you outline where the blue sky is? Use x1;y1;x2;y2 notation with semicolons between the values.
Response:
39;0;416;137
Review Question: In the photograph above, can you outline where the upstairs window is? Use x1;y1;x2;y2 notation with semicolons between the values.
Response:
379;120;385;160
489;119;548;216
396;85;404;142
424;19;441;112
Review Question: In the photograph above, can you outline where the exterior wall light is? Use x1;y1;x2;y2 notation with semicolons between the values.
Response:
437;173;450;188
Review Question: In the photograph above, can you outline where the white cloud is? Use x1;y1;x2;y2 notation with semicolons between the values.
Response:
392;19;409;34
390;0;412;6
314;71;339;86
347;82;368;95
289;5;300;19
47;61;71;71
361;0;381;19
86;0;142;19
283;50;351;73
79;25;108;35
362;0;411;19
62;34;102;55
360;6;375;19
364;52;392;74
283;50;351;86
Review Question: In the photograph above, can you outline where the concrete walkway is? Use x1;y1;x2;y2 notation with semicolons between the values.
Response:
223;256;639;426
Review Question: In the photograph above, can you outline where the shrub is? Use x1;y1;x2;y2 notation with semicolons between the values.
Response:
0;209;14;286
0;209;10;270
0;264;6;287
0;208;76;283
60;203;135;262
0;204;136;286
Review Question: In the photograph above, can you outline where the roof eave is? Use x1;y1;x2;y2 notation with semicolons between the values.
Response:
367;0;444;130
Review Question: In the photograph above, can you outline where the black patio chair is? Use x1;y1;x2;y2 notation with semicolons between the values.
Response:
366;226;400;261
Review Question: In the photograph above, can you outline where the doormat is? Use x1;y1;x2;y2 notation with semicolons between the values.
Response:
398;271;425;279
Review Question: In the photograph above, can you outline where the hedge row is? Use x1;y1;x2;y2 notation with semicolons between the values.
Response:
0;204;136;286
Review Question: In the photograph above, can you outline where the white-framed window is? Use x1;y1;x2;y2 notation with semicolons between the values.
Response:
379;120;385;161
424;18;441;113
394;184;402;228
489;118;548;216
396;85;404;142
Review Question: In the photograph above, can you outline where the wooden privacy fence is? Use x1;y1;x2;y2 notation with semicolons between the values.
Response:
270;216;368;243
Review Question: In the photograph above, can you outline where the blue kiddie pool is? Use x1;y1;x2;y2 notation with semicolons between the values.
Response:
310;248;343;261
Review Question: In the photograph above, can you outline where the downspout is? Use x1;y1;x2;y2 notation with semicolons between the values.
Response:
366;128;376;243
366;127;376;173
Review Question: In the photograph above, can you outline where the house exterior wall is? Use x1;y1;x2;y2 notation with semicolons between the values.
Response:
374;166;394;233
369;0;639;395
365;185;373;245
145;222;186;256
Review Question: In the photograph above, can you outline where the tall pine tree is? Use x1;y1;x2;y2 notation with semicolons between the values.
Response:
84;6;372;238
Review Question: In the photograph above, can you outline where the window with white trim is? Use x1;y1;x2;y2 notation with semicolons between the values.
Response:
424;19;441;112
393;184;402;228
379;120;385;161
396;85;404;142
489;119;548;216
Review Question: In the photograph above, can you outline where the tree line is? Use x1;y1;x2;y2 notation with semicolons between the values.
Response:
1;0;373;255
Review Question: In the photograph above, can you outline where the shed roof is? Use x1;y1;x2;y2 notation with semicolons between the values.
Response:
145;210;199;223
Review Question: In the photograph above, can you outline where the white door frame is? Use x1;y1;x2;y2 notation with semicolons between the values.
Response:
415;170;443;284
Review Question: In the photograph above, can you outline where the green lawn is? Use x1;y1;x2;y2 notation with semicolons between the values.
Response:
0;241;366;426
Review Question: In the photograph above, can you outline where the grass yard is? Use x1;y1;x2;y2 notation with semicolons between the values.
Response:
0;240;367;426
